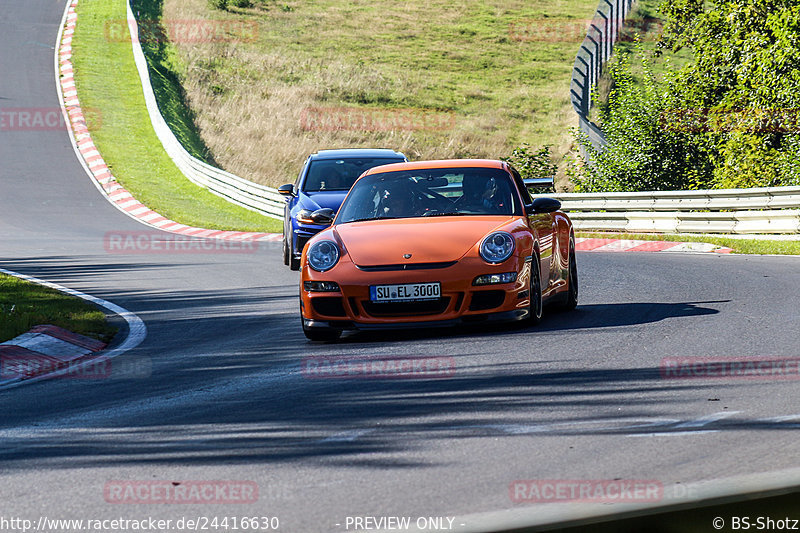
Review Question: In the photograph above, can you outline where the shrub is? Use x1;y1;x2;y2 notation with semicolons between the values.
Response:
503;144;557;190
570;45;712;192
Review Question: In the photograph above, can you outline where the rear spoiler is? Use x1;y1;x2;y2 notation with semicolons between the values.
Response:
524;177;555;192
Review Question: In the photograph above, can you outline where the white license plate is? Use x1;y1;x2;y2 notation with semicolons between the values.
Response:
370;282;441;302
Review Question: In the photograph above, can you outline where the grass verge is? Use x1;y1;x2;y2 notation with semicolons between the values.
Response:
0;273;117;343
161;0;600;189
576;232;800;256
72;0;281;233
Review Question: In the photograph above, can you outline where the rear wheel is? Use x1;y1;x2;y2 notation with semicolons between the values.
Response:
561;239;578;311
528;251;543;325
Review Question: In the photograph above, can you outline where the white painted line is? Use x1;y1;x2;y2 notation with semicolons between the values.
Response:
674;411;740;428
320;429;375;443
626;430;718;438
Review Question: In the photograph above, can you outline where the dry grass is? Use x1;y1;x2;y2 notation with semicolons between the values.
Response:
163;0;598;189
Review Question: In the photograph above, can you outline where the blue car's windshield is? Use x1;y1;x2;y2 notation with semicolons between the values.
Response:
336;167;521;223
302;158;404;192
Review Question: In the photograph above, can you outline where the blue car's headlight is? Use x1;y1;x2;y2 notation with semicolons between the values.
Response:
307;240;340;271
479;232;515;264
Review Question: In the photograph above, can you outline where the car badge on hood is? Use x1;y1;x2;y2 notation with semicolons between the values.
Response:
403;253;412;259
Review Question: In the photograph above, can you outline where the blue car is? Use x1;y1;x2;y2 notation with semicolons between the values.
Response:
279;149;407;270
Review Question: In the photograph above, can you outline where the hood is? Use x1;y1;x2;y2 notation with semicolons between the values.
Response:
301;191;349;212
335;216;514;265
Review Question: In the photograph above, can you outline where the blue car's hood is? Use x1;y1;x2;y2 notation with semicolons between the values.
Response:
300;191;348;212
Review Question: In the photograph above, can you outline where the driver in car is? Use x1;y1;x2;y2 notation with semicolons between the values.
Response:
459;175;506;213
379;180;418;218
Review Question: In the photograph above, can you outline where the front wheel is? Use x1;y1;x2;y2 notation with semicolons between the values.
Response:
302;320;341;342
282;233;290;266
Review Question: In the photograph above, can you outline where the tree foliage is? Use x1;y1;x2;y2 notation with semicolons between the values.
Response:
503;144;557;188
574;0;800;191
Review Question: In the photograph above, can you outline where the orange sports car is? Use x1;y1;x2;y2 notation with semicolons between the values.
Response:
299;159;577;341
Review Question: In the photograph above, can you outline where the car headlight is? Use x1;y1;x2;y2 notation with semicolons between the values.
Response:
307;240;340;272
479;232;515;264
297;209;315;224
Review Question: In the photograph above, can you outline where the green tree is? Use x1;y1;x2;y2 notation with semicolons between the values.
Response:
575;0;800;191
570;44;712;192
660;0;800;188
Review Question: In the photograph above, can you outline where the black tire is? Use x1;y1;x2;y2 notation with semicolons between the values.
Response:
561;239;578;311
289;238;301;271
529;251;543;325
282;234;290;266
302;321;341;342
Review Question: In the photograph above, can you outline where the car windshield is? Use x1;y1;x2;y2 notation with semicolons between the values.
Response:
336;167;520;223
302;158;403;192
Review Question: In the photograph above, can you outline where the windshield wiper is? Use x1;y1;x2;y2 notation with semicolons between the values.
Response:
344;216;404;223
421;211;471;217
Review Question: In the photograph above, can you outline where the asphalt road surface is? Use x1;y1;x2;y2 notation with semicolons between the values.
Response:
2;1;800;531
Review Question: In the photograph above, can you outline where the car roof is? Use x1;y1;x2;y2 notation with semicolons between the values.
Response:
363;159;508;175
309;149;406;160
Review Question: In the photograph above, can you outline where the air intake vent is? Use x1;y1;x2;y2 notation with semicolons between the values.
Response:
356;261;457;272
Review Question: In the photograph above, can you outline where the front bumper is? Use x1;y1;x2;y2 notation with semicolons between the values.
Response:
300;256;531;329
303;308;529;331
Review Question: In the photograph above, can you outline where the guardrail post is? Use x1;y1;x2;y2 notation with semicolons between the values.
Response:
570;0;639;154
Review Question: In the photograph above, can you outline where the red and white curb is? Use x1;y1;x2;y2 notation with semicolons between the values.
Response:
56;0;280;243
576;238;733;254
0;325;107;385
0;267;147;389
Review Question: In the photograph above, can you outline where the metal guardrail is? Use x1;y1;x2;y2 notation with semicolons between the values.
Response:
533;187;800;234
126;1;284;220
571;0;635;150
566;210;800;234
547;186;800;211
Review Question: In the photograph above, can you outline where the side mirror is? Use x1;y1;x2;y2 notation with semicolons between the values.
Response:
310;208;335;225
526;197;561;215
278;184;295;197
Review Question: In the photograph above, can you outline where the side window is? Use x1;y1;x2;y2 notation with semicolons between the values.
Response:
509;166;532;205
296;158;309;188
